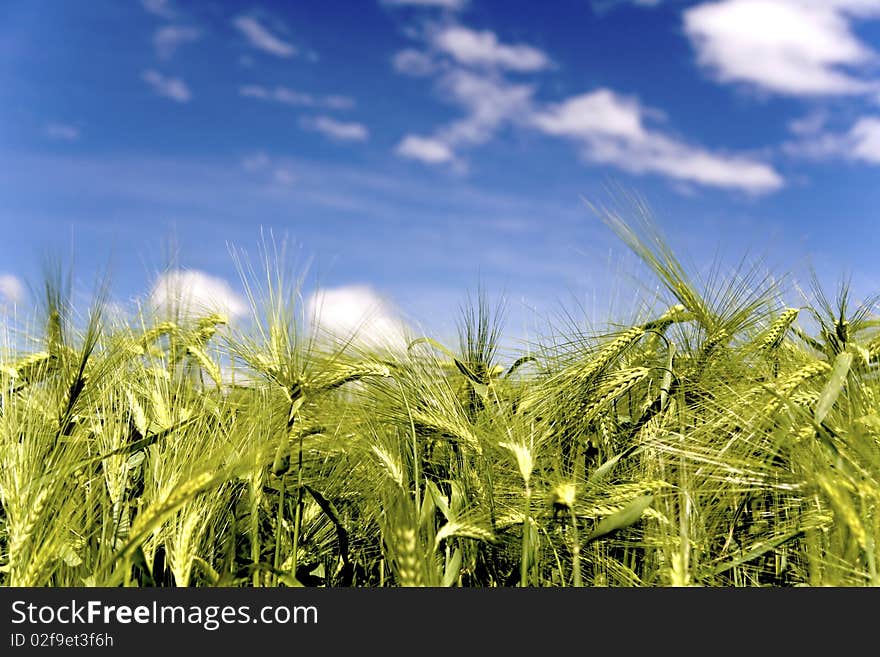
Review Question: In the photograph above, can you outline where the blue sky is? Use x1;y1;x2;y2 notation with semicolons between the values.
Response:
2;0;880;345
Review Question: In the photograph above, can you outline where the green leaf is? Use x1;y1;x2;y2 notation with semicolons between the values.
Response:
504;356;536;378
419;482;437;530
286;395;306;426
660;341;676;411
129;546;156;586
126;450;146;469
470;380;490;400
304;485;350;566
434;521;494;549
271;432;291;476
587;495;654;542
425;480;451;521
449;481;466;516
126;390;148;437
442;548;462;587
453;359;485;385
707;529;804;577
588;445;640;485
815;352;853;424
58;543;82;568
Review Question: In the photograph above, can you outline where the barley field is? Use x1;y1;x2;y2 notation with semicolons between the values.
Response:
2;214;878;588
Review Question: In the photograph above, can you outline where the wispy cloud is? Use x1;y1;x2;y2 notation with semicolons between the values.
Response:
389;22;560;170
788;110;829;137
849;117;880;163
381;0;467;9
431;26;553;72
239;85;354;110
392;48;437;76
785;115;880;164
150;270;247;320
45;122;80;141
273;168;296;185
396;135;456;164
240;152;296;184
232;15;297;58
390;17;783;191
0;274;25;306
241;151;271;172
532;88;783;193
389;26;545;168
392;64;535;166
436;69;535;146
154;25;201;59
141;0;175;19
143;69;192;102
684;0;880;97
300;116;369;142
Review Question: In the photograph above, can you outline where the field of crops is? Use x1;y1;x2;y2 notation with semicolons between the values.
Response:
2;215;878;588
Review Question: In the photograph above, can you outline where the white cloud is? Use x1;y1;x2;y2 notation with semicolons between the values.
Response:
388;24;549;167
388;27;545;166
786;115;880;163
143;69;192;103
850;116;880;162
306;285;410;352
532;89;645;141
392;49;437;76
532;89;784;193
142;0;174;19
45;122;80;141
392;69;533;166
239;85;354;110
431;26;553;72
437;69;535;146
150;270;247;320
684;0;880;97
232;16;297;58
300;116;369;141
390;18;780;191
154;25;201;59
396;135;456;164
381;0;467;8
0;275;25;306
